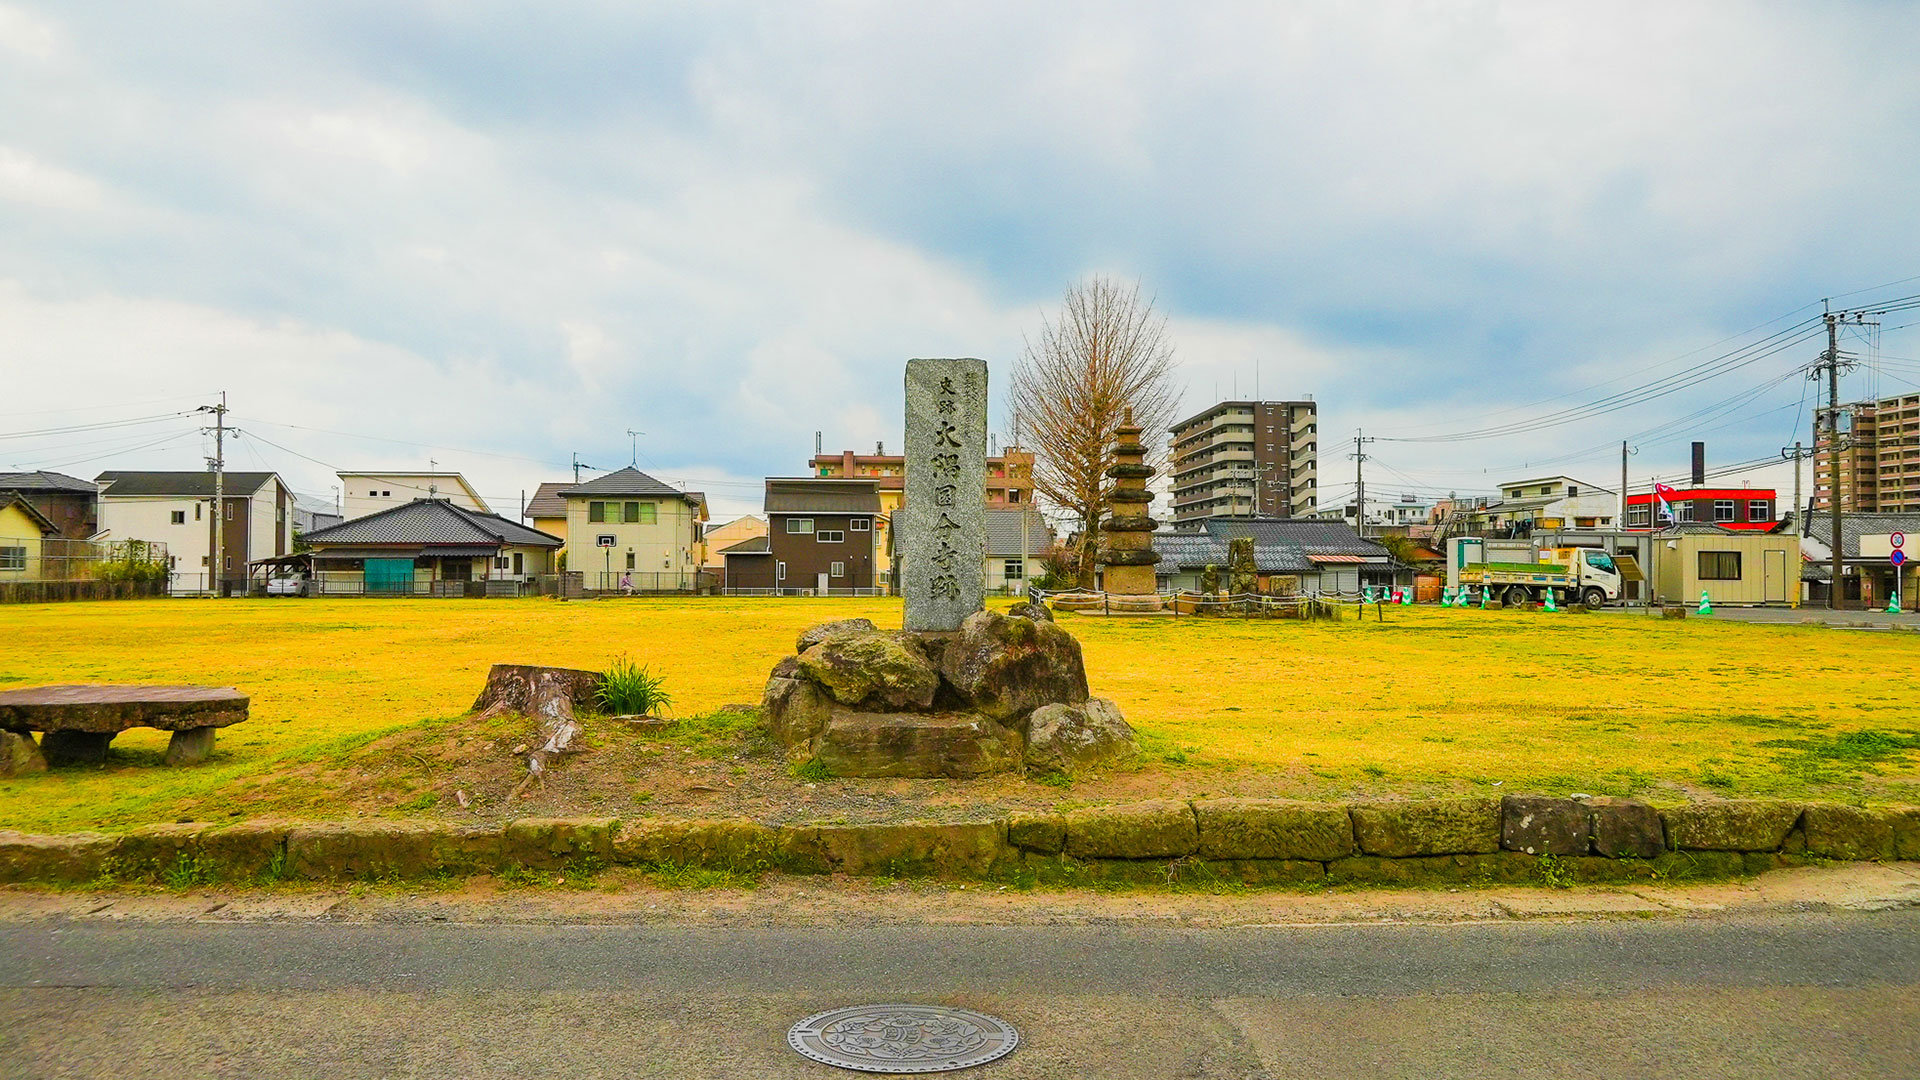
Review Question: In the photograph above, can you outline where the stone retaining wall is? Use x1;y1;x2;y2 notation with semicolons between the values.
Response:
3;796;1916;887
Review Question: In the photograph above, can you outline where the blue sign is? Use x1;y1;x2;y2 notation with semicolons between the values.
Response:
1893;549;1907;567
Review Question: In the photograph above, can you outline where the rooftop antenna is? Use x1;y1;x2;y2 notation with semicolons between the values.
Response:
626;429;644;468
572;452;598;484
815;430;823;457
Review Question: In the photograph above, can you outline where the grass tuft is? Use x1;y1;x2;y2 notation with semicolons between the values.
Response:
597;654;673;717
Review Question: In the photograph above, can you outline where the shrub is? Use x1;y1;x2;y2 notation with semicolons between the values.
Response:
598;654;673;716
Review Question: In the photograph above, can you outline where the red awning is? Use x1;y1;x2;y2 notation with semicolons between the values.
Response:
1308;554;1367;563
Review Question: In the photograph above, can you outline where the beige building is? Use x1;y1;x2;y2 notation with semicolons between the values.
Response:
337;471;490;521
1650;529;1798;607
1816;393;1920;514
701;514;767;578
524;482;570;546
1170;400;1318;523
557;467;708;591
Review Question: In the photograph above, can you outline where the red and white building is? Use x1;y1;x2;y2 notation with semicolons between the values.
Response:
1624;487;1779;531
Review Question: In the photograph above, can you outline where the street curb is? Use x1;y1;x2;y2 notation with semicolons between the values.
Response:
2;796;1915;888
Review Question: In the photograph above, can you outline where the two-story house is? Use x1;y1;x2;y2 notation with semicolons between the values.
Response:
724;478;881;593
556;467;708;591
0;471;98;539
1486;476;1617;534
336;471;491;521
94;471;293;594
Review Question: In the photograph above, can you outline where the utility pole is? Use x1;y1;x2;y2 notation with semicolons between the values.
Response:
1351;431;1374;536
1619;442;1629;529
572;453;597;484
1826;312;1843;608
197;393;228;596
1779;441;1806;539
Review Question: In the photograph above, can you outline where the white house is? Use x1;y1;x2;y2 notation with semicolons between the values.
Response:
337;471;490;521
95;470;293;594
1487;476;1618;532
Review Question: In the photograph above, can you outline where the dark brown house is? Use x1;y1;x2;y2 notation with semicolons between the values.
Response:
726;478;880;593
0;471;98;539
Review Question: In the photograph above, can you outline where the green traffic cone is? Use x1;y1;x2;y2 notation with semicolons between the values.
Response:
1478;585;1488;609
1889;589;1901;614
1543;588;1558;612
1697;589;1712;616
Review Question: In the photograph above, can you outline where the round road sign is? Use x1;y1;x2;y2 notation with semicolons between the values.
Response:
1894;549;1908;567
1891;531;1906;549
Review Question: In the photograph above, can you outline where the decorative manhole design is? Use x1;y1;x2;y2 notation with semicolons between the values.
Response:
787;1003;1019;1073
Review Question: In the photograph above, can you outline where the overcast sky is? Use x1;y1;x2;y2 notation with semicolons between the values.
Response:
4;3;1918;521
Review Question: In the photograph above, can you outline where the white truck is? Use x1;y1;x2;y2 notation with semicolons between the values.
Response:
1446;537;1628;608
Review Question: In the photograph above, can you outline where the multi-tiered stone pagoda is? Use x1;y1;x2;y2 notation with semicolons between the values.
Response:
1096;409;1162;611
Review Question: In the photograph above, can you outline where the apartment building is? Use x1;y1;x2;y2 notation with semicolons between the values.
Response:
1169;400;1317;524
1816;393;1920;513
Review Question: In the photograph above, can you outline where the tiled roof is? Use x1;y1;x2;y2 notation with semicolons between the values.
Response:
894;508;1053;557
525;482;570;518
0;470;96;494
1833;512;1920;557
1151;530;1317;574
558;467;694;500
95;471;278;497
1203;517;1390;558
764;478;881;514
303;499;561;549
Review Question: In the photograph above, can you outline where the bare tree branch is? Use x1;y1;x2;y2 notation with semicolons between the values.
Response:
1007;277;1181;587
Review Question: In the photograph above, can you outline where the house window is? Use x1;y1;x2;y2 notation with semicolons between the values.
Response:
1627;504;1650;526
1675;503;1696;522
830;561;846;578
1567;485;1579;496
369;490;378;496
171;510;186;525
849;518;870;531
589;501;606;522
1698;551;1742;580
223;556;232;570
1714;500;1736;522
0;547;24;571
1748;500;1770;520
625;551;636;570
513;552;523;575
194;503;201;520
224;503;233;520
624;501;640;523
817;530;844;543
381;490;391;497
1004;558;1024;580
634;503;657;524
494;556;511;570
787;518;814;534
776;561;787;582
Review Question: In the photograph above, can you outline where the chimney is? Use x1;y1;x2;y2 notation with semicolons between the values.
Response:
1690;442;1705;486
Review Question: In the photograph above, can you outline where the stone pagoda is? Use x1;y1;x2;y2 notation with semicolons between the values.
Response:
1096;409;1163;611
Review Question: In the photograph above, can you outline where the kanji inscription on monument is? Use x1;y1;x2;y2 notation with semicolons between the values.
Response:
904;357;987;631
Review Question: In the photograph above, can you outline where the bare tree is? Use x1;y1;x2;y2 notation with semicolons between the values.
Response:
1008;277;1181;587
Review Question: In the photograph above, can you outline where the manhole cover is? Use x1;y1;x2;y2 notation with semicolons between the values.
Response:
787;1003;1018;1073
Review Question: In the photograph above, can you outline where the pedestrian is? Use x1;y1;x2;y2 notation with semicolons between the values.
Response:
620;572;633;596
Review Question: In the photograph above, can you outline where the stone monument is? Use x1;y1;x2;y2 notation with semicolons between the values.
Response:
902;358;987;631
1095;409;1163;612
758;357;1138;779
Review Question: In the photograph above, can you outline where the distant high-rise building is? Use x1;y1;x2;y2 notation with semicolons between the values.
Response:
1168;399;1317;524
1816;393;1920;514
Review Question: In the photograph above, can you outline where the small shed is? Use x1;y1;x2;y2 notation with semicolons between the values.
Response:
1650;528;1798;607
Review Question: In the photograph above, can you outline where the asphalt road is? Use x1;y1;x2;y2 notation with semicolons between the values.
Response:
4;911;1919;1079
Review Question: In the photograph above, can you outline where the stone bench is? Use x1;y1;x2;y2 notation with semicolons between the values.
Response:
0;685;249;767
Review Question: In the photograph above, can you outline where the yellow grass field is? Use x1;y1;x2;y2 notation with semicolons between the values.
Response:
1;597;1917;832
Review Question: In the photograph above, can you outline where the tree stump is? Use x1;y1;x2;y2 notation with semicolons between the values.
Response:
469;664;604;722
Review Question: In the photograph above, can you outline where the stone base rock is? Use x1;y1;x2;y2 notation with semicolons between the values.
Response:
1023;698;1135;774
811;710;1021;779
164;726;217;766
0;731;47;776
938;610;1089;721
798;631;940;711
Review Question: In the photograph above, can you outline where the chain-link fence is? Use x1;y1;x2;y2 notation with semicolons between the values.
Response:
0;536;172;603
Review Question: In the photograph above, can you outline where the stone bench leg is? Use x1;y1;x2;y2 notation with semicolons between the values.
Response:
166;727;217;766
42;730;115;767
